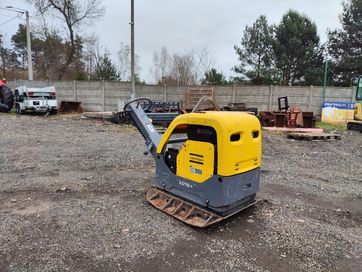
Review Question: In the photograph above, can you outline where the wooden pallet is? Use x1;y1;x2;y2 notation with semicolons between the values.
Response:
287;132;341;141
183;87;214;110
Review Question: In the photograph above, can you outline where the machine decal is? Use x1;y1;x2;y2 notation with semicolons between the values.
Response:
147;124;155;132
178;180;194;189
190;166;202;175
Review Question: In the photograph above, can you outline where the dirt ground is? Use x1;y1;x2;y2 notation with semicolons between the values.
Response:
0;114;361;272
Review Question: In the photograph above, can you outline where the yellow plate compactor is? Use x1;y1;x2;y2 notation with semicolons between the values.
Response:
126;98;262;227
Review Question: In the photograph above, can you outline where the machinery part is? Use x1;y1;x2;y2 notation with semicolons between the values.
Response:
347;121;362;132
0;104;9;112
0;85;14;113
59;101;82;113
114;111;131;124
274;113;287;127
223;102;246;111
16;104;24;115
191;96;220;113
146;112;180;126
14;90;22;102
278;96;289;112
302;112;316;128
347;75;362;131
259;111;276;127
222;103;258;115
126;98;262;227
146;187;258;228
146;187;223;227
260;110;315;128
115;100;181;125
114;111;180;126
149;101;180;113
124;97;153;112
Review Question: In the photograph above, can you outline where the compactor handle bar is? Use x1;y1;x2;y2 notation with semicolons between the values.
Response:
125;98;162;158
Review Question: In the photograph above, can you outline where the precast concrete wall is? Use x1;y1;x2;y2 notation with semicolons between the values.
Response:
8;80;355;114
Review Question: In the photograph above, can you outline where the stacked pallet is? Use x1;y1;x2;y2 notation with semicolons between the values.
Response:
287;132;341;141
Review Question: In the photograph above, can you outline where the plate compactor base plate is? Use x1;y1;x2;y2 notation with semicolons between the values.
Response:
146;187;257;228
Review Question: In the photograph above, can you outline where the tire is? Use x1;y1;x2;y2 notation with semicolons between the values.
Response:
0;86;14;112
14;90;23;102
16;104;24;115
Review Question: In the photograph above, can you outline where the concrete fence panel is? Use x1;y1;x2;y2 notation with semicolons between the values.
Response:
7;80;354;114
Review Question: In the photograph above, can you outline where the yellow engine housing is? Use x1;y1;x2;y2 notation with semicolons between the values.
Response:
158;111;262;182
176;140;215;183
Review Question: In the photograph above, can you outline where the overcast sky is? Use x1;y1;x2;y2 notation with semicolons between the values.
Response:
0;0;343;82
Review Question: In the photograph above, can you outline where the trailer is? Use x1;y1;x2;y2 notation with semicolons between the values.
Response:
14;86;58;115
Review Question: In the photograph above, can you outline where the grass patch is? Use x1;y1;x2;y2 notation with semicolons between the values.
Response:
0;108;16;115
316;121;346;132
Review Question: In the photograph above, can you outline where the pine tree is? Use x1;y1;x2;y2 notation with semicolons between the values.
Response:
327;0;362;86
201;68;227;85
273;10;323;85
94;54;120;81
234;15;274;85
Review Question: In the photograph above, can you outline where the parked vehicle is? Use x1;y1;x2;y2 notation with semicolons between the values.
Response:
347;76;362;132
14;86;58;115
0;79;14;113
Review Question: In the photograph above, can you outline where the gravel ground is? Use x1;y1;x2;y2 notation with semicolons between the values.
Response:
0;114;361;272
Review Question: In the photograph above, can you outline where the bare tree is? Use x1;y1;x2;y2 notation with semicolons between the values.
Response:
118;43;130;81
193;47;215;82
117;42;140;81
30;0;105;79
83;35;101;80
151;46;170;84
151;46;215;85
169;52;196;85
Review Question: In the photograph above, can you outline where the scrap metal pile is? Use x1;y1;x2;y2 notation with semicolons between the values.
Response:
259;97;317;128
114;90;318;131
114;100;181;126
114;88;258;126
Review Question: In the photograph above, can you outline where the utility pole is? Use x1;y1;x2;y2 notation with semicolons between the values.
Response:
322;59;328;102
4;6;33;80
0;34;6;78
130;0;136;99
25;11;33;80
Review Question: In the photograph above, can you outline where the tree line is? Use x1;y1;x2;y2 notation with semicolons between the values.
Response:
0;0;361;86
233;0;362;87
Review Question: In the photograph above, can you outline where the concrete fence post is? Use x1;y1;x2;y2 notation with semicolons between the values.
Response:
102;80;105;111
268;85;273;110
163;84;167;102
232;84;236;103
351;85;355;102
308;85;314;111
73;80;77;101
